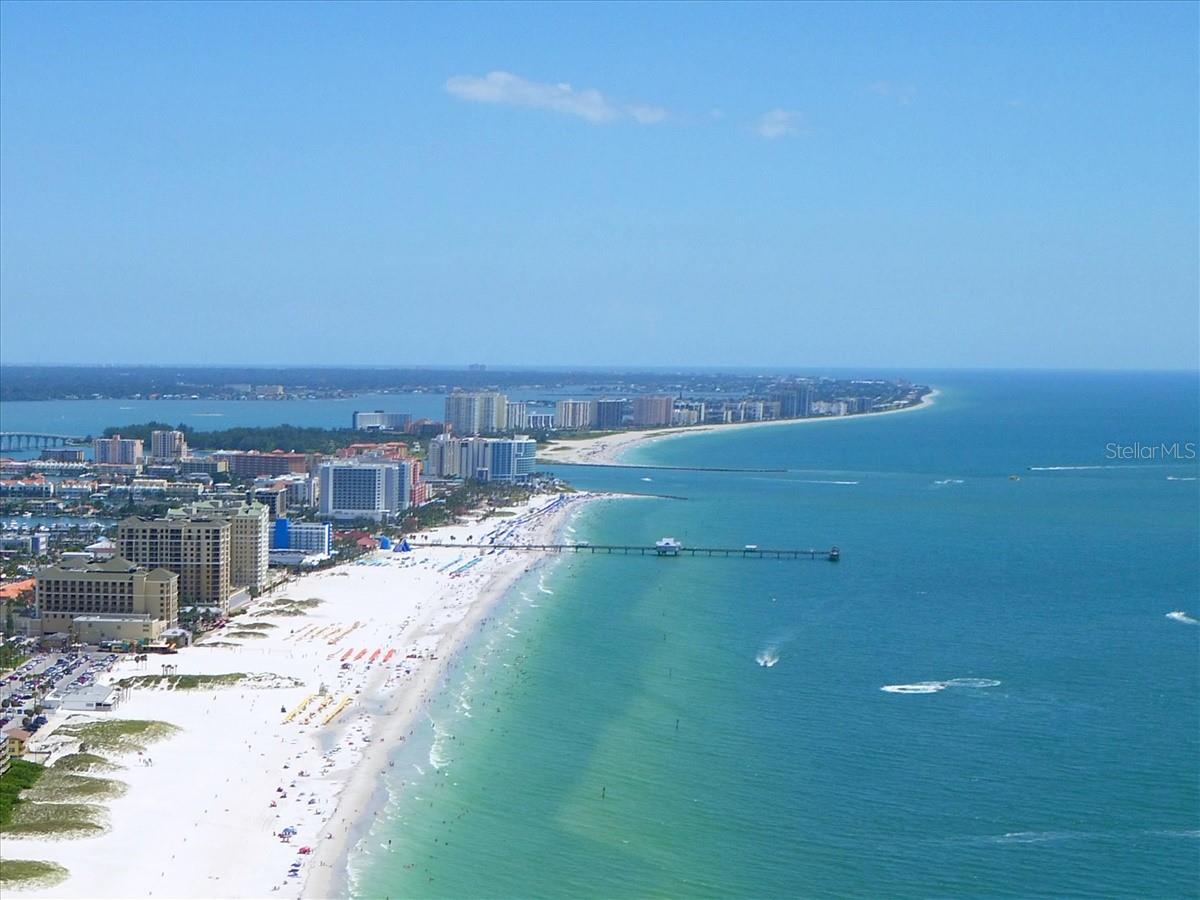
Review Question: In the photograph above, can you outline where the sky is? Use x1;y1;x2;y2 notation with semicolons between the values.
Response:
0;1;1196;370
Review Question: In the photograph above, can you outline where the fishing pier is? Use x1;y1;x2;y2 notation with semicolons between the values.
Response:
408;539;840;562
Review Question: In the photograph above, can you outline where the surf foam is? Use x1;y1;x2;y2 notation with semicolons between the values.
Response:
882;677;1001;694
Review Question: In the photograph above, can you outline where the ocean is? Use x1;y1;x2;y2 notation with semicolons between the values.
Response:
348;371;1199;899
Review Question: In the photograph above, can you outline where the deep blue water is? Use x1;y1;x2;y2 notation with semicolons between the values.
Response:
348;371;1198;899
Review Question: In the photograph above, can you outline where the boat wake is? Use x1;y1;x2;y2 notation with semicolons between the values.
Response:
1166;611;1198;625
755;647;780;667
882;677;1001;695
933;478;965;485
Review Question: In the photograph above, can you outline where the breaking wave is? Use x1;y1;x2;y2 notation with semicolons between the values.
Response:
1166;611;1198;625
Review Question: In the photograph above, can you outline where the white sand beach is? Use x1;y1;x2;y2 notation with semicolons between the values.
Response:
538;389;940;467
2;492;599;899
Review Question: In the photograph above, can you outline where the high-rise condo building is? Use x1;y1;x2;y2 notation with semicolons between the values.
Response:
773;386;813;419
424;435;537;483
505;401;528;431
93;435;144;465
554;399;595;431
594;399;626;430
631;395;674;427
444;392;508;435
168;500;271;594
117;515;232;612
149;430;188;459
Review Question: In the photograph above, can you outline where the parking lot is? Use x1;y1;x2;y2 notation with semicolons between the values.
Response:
0;648;120;731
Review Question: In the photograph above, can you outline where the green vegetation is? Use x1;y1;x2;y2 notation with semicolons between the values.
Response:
1;800;108;838
104;421;368;454
28;771;126;803
52;753;120;774
0;643;29;672
0;859;70;889
0;759;45;828
400;481;553;532
115;673;247;690
225;630;268;640
56;719;180;754
236;621;276;630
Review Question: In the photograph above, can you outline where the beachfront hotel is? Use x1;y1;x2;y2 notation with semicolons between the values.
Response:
317;458;418;521
34;556;179;641
117;514;232;612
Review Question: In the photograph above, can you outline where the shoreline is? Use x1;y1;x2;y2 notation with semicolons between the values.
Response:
300;496;595;898
538;388;940;467
1;491;604;899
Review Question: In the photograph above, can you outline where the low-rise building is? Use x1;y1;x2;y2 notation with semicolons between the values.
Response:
34;557;179;640
3;729;32;759
0;476;54;497
352;411;412;431
213;450;309;478
271;520;333;555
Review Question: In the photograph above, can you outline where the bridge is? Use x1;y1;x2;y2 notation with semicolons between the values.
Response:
0;433;86;452
410;542;841;561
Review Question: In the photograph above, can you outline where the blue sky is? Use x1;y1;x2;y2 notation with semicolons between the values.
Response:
1;1;1196;369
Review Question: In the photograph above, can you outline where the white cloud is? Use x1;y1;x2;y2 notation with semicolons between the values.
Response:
755;108;802;139
444;71;666;124
866;81;917;105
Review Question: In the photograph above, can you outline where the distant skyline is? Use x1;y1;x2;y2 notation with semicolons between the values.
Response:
1;1;1197;370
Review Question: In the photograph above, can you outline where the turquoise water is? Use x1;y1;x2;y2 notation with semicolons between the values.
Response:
351;371;1199;898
